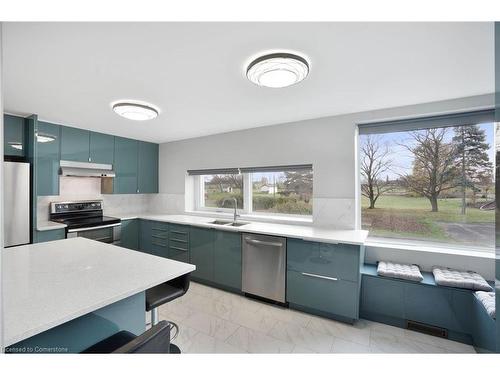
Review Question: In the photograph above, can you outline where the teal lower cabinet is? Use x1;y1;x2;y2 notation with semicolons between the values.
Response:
35;229;66;243
287;270;359;320
189;227;215;282
189;226;242;292
6;292;145;353
360;264;492;348
167;223;189;262
120;219;139;250
286;238;362;322
213;230;242;290
139;220;153;254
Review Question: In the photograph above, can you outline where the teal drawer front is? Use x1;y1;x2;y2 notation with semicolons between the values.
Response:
61;126;90;162
287;238;360;282
151;221;169;231
36;229;65;243
151;242;168;258
4;114;25;157
287;270;358;319
168;244;189;262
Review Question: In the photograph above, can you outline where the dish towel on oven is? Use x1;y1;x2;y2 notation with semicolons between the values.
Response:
432;266;493;292
377;261;424;282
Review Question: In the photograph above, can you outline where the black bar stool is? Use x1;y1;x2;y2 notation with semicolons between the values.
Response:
146;273;191;353
82;320;171;353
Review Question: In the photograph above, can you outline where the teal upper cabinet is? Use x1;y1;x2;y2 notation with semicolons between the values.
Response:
89;132;114;164
36;121;61;196
4;114;25;157
137;141;159;193
61;126;90;162
114;136;138;194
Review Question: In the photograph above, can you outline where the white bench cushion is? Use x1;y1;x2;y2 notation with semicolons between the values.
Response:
475;291;495;319
432;266;492;292
377;261;424;282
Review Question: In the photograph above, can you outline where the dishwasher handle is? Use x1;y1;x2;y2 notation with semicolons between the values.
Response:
244;237;283;247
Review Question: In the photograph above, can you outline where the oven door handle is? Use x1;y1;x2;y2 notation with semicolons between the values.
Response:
67;222;121;233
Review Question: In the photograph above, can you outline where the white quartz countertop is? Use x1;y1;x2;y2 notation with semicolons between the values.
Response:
3;237;195;347
105;213;369;245
36;220;67;231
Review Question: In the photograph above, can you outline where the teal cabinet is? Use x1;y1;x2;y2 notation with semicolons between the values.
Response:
137;141;159;193
120;219;139;250
36;121;61;196
213;230;241;290
189;227;215;282
167;223;189;262
139;220;153;254
286;238;361;320
89;132;114;164
61;126;90;162
4;114;25;157
35;229;65;243
151;222;169;258
113;137;138;194
287;270;358;320
287;239;360;283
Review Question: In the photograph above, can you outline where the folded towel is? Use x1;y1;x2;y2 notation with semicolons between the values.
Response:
377;261;424;282
475;291;495;319
432;266;492;292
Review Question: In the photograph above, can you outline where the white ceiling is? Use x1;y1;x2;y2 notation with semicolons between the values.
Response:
2;22;494;143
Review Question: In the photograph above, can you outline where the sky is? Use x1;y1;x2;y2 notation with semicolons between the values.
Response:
360;123;495;180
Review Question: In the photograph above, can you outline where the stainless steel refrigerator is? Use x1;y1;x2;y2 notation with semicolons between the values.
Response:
3;161;30;247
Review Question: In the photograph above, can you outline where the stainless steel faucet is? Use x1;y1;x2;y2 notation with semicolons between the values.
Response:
222;197;240;222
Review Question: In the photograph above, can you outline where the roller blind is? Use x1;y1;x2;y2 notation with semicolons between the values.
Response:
239;164;312;174
358;109;495;135
187;168;240;176
187;164;313;176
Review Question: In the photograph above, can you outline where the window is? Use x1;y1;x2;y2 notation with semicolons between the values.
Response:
201;173;243;209
359;110;495;251
189;165;313;217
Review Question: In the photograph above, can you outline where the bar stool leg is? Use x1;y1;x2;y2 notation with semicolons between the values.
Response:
151;308;159;326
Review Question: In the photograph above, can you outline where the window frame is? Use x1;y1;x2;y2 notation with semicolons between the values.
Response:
356;110;496;253
192;168;313;219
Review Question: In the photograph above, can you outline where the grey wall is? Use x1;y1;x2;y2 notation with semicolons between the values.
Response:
159;94;494;227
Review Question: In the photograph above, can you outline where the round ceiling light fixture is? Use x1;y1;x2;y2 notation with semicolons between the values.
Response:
111;101;159;121
246;52;310;88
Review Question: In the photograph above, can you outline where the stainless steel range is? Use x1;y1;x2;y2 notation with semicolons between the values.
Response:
50;200;121;245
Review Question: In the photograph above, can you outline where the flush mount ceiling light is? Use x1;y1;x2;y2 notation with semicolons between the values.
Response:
111;101;159;121
246;52;310;88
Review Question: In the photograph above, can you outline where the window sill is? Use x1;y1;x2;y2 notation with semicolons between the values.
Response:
365;238;495;259
184;210;313;226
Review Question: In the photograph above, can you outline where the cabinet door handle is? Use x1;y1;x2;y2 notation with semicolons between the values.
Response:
245;238;283;247
170;238;187;243
301;272;338;281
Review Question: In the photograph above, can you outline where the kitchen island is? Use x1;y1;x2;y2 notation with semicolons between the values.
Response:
3;237;195;353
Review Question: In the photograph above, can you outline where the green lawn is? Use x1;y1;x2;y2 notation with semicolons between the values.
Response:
361;195;494;245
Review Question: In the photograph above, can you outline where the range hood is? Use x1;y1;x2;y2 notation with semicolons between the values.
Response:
60;160;116;177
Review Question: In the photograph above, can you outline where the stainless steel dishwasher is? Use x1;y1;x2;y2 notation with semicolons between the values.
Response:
242;233;287;304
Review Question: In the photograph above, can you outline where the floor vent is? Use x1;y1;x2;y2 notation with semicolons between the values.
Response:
406;320;448;338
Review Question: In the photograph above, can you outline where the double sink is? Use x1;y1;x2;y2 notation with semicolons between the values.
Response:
209;220;249;227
